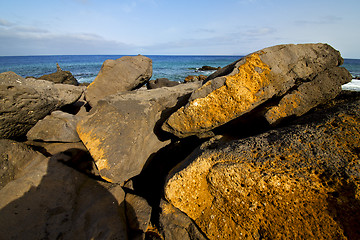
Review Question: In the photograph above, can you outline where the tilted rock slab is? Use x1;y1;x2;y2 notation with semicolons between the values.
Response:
0;72;84;139
162;43;352;138
85;55;152;107
164;92;360;239
77;82;201;183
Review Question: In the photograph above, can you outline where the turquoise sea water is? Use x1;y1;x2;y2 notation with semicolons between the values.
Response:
0;55;360;89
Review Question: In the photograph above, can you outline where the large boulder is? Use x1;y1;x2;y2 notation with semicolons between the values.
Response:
164;91;360;239
0;139;45;189
26;111;80;143
162;43;352;138
77;82;202;184
85;55;152;107
0;72;84;139
36;63;79;85
0;149;127;240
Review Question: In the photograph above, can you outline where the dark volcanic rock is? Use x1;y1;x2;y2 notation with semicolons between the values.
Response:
0;72;84;139
36;63;79;85
147;78;179;89
0;149;127;240
26;111;80;143
159;199;208;240
162;43;352;138
77;82;202;184
85;55;152;107
125;193;152;238
0;139;45;189
198;66;220;71
164;91;360;239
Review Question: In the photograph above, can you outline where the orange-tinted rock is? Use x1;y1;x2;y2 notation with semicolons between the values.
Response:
184;75;207;83
164;92;360;239
77;82;201;184
162;43;351;138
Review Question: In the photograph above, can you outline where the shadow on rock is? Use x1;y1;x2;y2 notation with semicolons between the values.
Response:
0;149;127;240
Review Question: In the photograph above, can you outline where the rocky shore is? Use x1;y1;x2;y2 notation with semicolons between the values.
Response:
0;43;359;240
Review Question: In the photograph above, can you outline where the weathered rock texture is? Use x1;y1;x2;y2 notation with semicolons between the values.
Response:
0;150;127;240
159;199;208;240
0;139;45;189
0;72;84;139
162;43;352;138
36;63;79;85
85;55;152;106
27;111;80;142
147;78;179;89
125;193;152;238
164;91;360;240
77;82;202;183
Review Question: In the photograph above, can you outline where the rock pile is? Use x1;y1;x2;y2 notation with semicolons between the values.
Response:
1;44;359;240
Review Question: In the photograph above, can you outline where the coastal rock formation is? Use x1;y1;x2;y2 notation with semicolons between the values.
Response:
198;66;220;71
125;193;152;238
184;75;207;83
0;139;45;189
159;199;208;240
164;91;360;239
147;78;179;89
77;82;202;183
162;43;352;138
36;63;79;85
0;72;84;139
26;111;80;143
85;55;152;106
0;151;127;240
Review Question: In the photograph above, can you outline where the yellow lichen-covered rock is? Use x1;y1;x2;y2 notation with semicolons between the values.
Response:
164;92;360;240
162;43;351;138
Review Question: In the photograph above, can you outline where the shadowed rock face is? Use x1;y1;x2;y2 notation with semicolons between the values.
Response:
85;55;153;107
164;92;360;240
162;43;352;138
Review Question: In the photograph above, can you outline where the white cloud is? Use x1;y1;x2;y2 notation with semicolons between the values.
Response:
295;15;343;25
0;18;13;27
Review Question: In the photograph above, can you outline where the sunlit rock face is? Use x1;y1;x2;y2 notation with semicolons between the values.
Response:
162;43;351;138
164;92;360;240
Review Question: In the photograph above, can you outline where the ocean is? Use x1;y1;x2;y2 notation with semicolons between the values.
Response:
0;55;359;90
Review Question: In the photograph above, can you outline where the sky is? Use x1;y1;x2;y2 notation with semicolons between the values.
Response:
0;0;359;58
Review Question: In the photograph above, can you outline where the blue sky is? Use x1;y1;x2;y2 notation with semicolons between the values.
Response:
0;0;359;58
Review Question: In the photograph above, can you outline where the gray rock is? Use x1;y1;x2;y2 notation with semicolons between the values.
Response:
36;63;79;85
159;199;207;240
85;55;152;107
0;149;127;240
164;91;360;239
0;139;45;189
0;72;84;139
162;43;352;138
27;111;80;142
125;193;152;236
147;78;179;89
77;82;201;184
